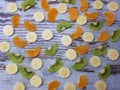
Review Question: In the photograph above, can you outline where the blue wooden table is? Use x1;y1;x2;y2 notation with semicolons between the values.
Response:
0;0;120;90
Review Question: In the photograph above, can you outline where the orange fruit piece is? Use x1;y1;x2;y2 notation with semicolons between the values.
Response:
77;75;88;89
11;15;20;28
74;45;89;55
84;12;99;20
104;11;115;26
70;26;83;39
47;8;58;23
23;21;36;32
40;0;50;11
97;30;109;42
48;80;60;90
68;7;79;21
26;46;41;58
13;36;27;48
80;0;88;12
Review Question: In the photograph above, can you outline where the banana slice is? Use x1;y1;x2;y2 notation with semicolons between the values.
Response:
107;49;119;60
31;58;42;70
3;25;14;36
42;29;53;40
64;82;76;90
82;32;94;42
7;2;18;13
65;49;77;60
89;56;101;67
26;32;38;43
61;35;72;46
92;0;103;10
0;41;10;52
57;3;67;14
58;67;70;78
95;80;107;90
107;2;119;12
30;75;42;87
76;15;87;25
5;63;18;75
13;82;25;90
33;11;45;22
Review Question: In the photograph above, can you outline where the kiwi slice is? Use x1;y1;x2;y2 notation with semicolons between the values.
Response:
109;28;120;42
88;21;103;31
71;57;87;71
91;46;107;56
7;52;24;64
56;21;72;33
19;65;35;79
48;58;63;73
98;64;111;80
44;43;58;56
20;0;37;11
61;0;75;4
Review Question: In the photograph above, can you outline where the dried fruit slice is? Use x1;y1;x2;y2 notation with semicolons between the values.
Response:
20;0;37;11
84;12;99;20
76;15;87;25
33;11;45;22
80;0;88;12
3;25;14;36
47;8;58;23
104;11;115;26
61;35;72;46
7;52;24;64
68;7;78;21
71;57;87;70
107;2;119;12
56;21;72;33
57;3;67;14
26;32;38;43
48;58;63;73
48;80;60;90
19;65;35;79
65;49;77;60
0;41;10;53
23;21;36;32
109;28;120;42
13;36;27;48
64;82;76;90
74;45;89;55
42;29;53;40
58;67;70;78
92;0;103;10
70;26;82;39
91;46;107;56
13;82;25;90
7;2;18;13
97;30;109;42
41;0;50;11
11;15;20;28
98;64;111;80
82;32;94;42
89;56;101;67
77;75;88;89
31;58;42;70
26;46;41;57
61;0;75;5
44;43;58;56
88;21;103;31
95;80;107;90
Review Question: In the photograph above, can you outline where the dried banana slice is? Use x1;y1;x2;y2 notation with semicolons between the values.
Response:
107;2;119;11
76;15;87;25
64;82;76;90
107;49;119;60
89;56;101;67
13;82;25;90
65;49;77;60
31;58;42;70
95;80;107;90
58;67;70;78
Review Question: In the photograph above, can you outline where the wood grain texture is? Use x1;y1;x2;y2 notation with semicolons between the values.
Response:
0;0;120;90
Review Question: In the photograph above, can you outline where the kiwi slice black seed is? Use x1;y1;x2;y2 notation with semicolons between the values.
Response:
88;21;103;31
7;52;24;64
19;65;35;79
98;64;111;80
71;57;87;71
48;58;63;73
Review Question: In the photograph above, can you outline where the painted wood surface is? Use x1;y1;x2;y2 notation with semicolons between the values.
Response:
0;0;120;90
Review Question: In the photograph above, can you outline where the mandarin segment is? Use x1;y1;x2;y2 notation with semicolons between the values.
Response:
41;0;50;11
80;0;88;12
84;12;99;20
48;80;60;90
11;15;20;28
24;21;36;32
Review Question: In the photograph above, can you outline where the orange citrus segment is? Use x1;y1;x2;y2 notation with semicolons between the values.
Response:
13;36;27;48
84;12;99;20
48;80;60;90
26;46;41;57
70;26;83;39
24;21;36;32
41;0;50;11
11;15;20;28
80;0;88;12
104;11;115;26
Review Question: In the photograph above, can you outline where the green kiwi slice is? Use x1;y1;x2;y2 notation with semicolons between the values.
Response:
44;43;58;56
20;0;37;11
88;21;103;31
71;57;87;71
48;58;63;73
7;52;24;64
19;65;35;79
56;21;72;33
98;64;111;80
61;0;75;4
109;28;120;42
91;46;107;56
